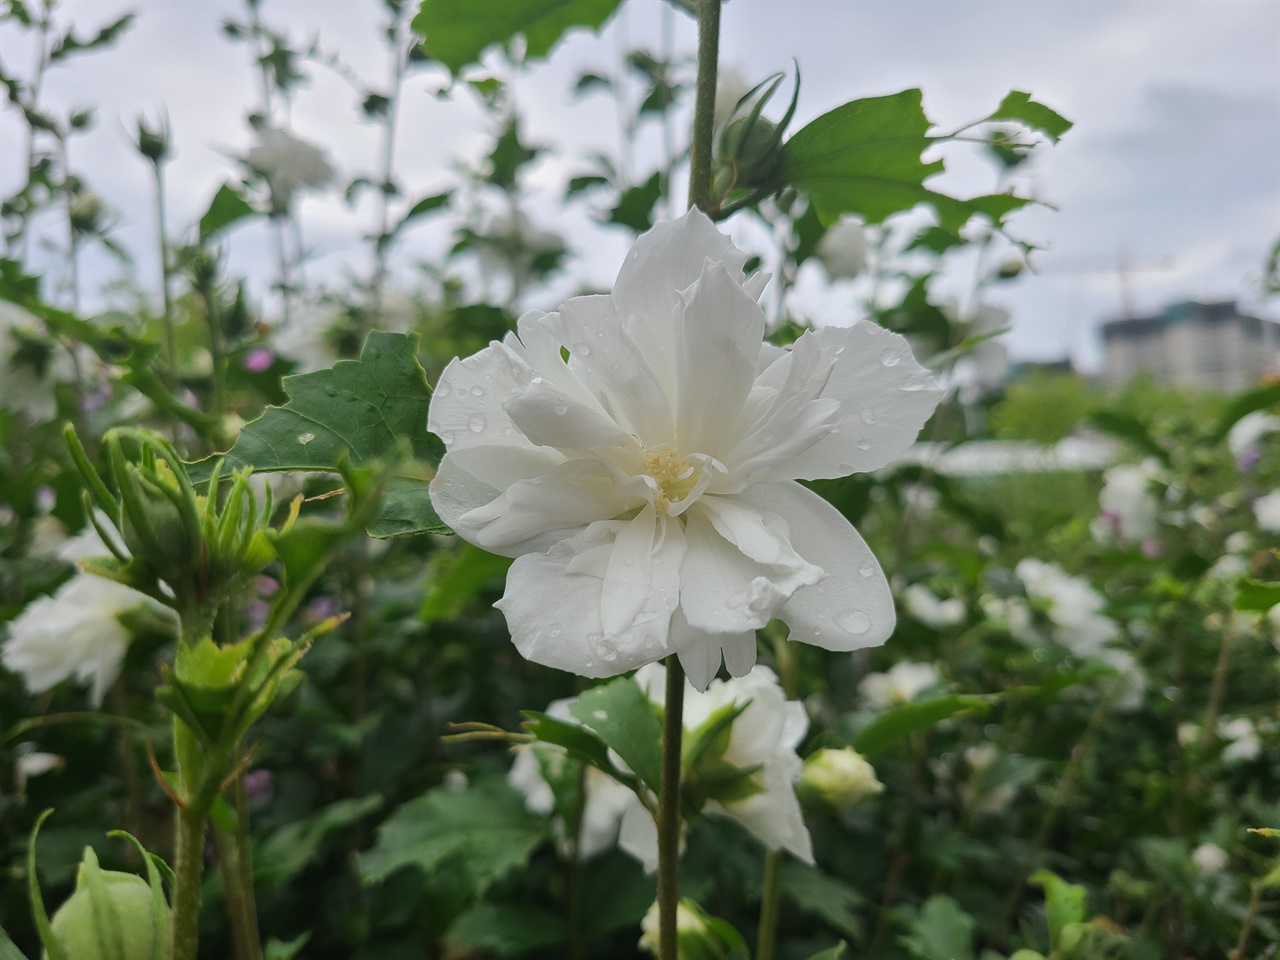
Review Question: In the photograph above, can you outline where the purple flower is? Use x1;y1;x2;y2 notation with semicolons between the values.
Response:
244;769;274;806
243;347;276;373
1140;539;1162;559
1236;447;1261;473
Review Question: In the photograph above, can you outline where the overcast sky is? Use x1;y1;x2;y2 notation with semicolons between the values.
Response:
2;0;1277;370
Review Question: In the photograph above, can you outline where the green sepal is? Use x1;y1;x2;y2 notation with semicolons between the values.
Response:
27;809;67;960
78;848;127;960
106;830;172;959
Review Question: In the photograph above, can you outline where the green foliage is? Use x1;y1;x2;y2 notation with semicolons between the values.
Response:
198;183;255;241
991;371;1095;443
900;895;976;960
445;903;565;955
411;0;622;75
568;675;664;793
360;778;546;892
852;695;993;757
986;91;1073;143
256;795;382;888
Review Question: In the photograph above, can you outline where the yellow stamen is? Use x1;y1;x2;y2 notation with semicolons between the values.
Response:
643;448;697;515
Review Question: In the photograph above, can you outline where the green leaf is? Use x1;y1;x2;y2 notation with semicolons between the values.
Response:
986;91;1073;143
411;0;622;75
393;190;451;237
569;676;664;794
804;946;847;960
853;695;993;758
263;935;311;960
199;183;255;241
1235;579;1280;613
446;904;565;955
900;895;976;960
1087;409;1170;465
257;795;382;887
1030;870;1087;944
782;862;865;937
606;171;663;232
782;90;1020;232
190;331;446;538
360;777;546;893
907;225;967;255
0;926;30;960
521;711;614;773
1207;381;1280;443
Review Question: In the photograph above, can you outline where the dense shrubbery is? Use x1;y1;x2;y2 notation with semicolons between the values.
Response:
1;2;1277;958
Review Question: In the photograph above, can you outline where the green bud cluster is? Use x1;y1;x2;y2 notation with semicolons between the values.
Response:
65;426;276;639
712;67;799;200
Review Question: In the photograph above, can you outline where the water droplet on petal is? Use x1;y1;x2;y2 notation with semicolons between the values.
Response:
548;623;562;638
597;639;618;662
555;399;569;415
836;609;871;634
725;591;748;608
584;657;594;669
861;408;877;425
573;342;592;356
297;433;315;445
855;438;872;451
880;349;901;367
901;378;927;392
814;627;823;637
439;430;455;444
470;386;485;397
468;414;486;434
858;561;876;578
593;709;609;720
435;383;451;398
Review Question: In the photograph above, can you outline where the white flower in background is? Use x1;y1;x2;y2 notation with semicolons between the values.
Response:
247;127;335;211
0;300;75;421
815;217;868;280
858;660;941;709
961;744;1017;816
902;583;965;629
1225;531;1252;555
713;66;752;128
800;747;883;813
1094;647;1146;712
1208;552;1248;583
1217;717;1261;764
429;210;941;690
14;743;64;796
508;698;637;859
1227;410;1279;464
1014;558;1117;657
1176;723;1199;749
1191;842;1229;874
2;574;148;706
1253;489;1280;532
1094;459;1163;544
958;304;1011;394
623;663;813;869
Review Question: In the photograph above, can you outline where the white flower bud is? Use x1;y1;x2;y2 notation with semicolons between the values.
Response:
1191;842;1228;873
800;748;883;813
815;217;868;280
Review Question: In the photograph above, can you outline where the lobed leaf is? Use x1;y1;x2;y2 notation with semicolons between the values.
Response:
569;676;663;794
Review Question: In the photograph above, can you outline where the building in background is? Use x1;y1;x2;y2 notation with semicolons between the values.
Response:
1101;301;1280;392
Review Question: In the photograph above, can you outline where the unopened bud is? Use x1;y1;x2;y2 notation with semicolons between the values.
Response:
718;114;782;189
136;114;172;164
68;191;104;233
46;848;169;960
800;748;884;813
639;898;739;960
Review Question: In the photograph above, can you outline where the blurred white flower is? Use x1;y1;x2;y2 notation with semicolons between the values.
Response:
858;660;941;709
1094;647;1146;712
1015;558;1117;657
815;217;868;280
1191;841;1229;874
713;66;753;128
1;573;148;706
957;304;1011;395
961;744;1017;815
1208;552;1248;582
1224;531;1252;555
1217;717;1261;764
1253;489;1280;532
1094;459;1163;544
902;583;965;629
430;210;941;690
247;127;335;211
0;300;75;421
1227;411;1279;460
1176;723;1199;748
15;743;63;796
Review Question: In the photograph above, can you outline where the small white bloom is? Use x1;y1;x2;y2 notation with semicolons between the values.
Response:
247;127;335;211
815;217;868;280
1191;842;1229;874
429;211;941;690
800;747;883;813
1218;717;1261;764
1225;531;1252;555
0;300;75;421
1015;558;1117;657
858;660;940;709
1208;552;1248;583
1176;722;1200;748
1095;460;1163;544
1227;411;1279;458
15;744;64;795
957;304;1011;393
902;583;965;629
2;574;148;705
1253;489;1280;533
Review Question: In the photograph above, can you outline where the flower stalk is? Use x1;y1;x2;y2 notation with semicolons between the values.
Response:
657;657;687;960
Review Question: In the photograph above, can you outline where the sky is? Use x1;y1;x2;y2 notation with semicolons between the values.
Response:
2;0;1277;371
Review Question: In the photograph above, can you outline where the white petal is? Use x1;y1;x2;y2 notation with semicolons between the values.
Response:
612;210;752;394
429;341;537;451
674;262;765;456
781;322;943;480
505;377;636;451
698;495;823;581
679;509;797;635
618;797;660;873
496;519;683;678
544;295;674;443
601;505;685;636
711;772;813;863
722;632;759;678
454;458;622;557
736;481;895;652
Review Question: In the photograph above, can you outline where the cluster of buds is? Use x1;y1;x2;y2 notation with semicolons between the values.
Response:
65;426;276;639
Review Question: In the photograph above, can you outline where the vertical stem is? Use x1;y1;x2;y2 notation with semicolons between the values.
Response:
755;850;783;960
233;774;262;960
657;657;686;960
371;9;405;322
170;803;210;960
271;215;292;328
687;0;720;215
213;826;253;960
153;161;177;383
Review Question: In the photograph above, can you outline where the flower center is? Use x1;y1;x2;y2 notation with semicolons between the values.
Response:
643;448;698;515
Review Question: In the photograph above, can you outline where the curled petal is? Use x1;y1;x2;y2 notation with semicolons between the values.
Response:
670;607;757;693
736;481;895;652
429;341;536;451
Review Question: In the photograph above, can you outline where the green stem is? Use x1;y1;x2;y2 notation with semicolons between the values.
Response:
170;803;210;960
153;161;177;384
213;826;253;960
233;774;263;960
657;656;686;960
687;0;720;215
755;850;783;960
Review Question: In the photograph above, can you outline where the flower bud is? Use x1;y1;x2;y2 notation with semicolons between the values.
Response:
135;114;172;164
815;217;868;281
68;191;104;233
800;748;883;813
718;114;782;188
638;898;741;960
46;847;169;960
